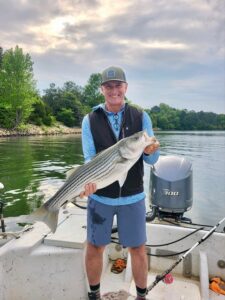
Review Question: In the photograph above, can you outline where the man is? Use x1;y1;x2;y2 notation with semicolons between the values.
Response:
81;66;160;300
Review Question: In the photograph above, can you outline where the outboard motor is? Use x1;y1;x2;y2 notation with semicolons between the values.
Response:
147;156;193;222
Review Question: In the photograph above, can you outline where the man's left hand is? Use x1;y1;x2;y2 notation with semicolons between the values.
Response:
144;141;160;155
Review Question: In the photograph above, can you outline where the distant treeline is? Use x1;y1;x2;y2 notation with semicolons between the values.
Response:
145;104;225;130
0;46;224;130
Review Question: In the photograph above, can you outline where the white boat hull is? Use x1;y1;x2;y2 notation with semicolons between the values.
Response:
0;206;225;300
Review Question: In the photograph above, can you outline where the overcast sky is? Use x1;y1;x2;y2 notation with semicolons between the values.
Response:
1;0;224;113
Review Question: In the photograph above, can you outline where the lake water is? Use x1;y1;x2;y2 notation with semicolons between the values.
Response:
0;131;224;226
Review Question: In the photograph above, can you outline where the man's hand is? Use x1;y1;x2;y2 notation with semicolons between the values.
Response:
80;183;97;198
144;140;160;155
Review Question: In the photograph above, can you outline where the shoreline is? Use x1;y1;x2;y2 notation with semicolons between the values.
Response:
1;126;223;138
0;124;81;137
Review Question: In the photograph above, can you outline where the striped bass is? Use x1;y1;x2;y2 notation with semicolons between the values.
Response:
32;131;157;232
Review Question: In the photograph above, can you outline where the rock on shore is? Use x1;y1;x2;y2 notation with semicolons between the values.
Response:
0;124;81;137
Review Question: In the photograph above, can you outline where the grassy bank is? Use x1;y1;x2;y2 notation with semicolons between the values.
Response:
0;123;81;137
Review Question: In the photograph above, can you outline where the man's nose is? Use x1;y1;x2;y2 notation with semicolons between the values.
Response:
110;86;118;92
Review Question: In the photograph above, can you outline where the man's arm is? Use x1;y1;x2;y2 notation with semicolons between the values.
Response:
81;115;97;197
82;115;97;162
142;111;160;165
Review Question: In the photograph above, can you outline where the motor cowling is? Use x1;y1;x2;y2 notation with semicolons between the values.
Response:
148;155;193;220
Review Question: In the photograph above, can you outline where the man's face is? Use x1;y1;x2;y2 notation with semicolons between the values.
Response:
101;81;128;107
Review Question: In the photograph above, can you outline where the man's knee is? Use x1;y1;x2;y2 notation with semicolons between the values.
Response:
86;242;105;257
129;244;146;257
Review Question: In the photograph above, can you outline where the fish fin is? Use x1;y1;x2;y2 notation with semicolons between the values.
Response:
118;173;128;188
66;164;81;180
31;205;59;233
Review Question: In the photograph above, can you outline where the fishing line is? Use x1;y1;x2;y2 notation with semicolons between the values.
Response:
111;226;204;247
110;239;189;257
162;217;214;229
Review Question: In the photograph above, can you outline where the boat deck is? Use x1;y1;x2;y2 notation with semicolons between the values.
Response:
1;206;225;300
131;272;201;300
101;263;225;300
101;261;202;300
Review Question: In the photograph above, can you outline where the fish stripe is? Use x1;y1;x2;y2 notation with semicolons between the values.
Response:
47;144;121;209
42;132;153;213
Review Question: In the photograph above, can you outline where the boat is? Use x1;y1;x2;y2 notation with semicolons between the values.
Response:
0;156;225;300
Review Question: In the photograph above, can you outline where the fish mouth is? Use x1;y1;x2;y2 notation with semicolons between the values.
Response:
143;131;157;145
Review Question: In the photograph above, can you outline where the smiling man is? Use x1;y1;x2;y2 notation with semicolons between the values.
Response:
100;68;128;112
81;66;160;300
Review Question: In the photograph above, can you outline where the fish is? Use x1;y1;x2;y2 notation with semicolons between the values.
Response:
32;131;157;232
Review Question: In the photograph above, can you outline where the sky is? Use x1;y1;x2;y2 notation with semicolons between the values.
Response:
0;0;225;113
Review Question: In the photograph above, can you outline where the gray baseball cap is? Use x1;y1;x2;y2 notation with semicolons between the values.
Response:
101;66;127;85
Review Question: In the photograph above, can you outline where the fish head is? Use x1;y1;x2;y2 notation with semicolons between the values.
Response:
119;131;157;159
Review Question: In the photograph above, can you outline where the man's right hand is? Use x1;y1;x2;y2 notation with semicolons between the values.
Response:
79;183;97;198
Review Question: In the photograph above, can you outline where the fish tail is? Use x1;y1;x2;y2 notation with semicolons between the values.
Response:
31;204;59;233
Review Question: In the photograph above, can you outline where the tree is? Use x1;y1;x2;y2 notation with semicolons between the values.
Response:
57;108;75;127
82;73;104;108
56;90;86;126
151;105;160;113
42;81;89;126
0;46;3;69
62;81;83;100
0;46;38;128
42;83;63;115
28;99;54;126
217;114;225;129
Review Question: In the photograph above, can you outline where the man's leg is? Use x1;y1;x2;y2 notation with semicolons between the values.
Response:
130;244;148;299
117;200;148;299
129;244;148;289
86;199;115;299
85;241;105;285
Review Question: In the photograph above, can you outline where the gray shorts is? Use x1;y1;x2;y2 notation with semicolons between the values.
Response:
87;198;146;247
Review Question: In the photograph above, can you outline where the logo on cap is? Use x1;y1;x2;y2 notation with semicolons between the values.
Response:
107;70;116;78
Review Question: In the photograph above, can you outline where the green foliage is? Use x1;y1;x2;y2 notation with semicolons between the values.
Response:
126;98;143;111
42;81;89;126
28;99;54;126
145;103;225;130
0;46;3;69
63;81;83;100
217;114;225;129
16;123;29;132
41;73;104;127
57;108;75;127
0;46;38;128
0;45;224;131
0;106;15;129
82;73;104;107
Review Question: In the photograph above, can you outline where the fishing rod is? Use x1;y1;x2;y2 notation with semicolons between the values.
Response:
146;216;225;294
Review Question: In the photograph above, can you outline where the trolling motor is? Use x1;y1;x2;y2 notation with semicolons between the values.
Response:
146;155;193;222
0;182;6;232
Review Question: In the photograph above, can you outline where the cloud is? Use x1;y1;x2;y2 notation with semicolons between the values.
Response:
0;0;224;113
